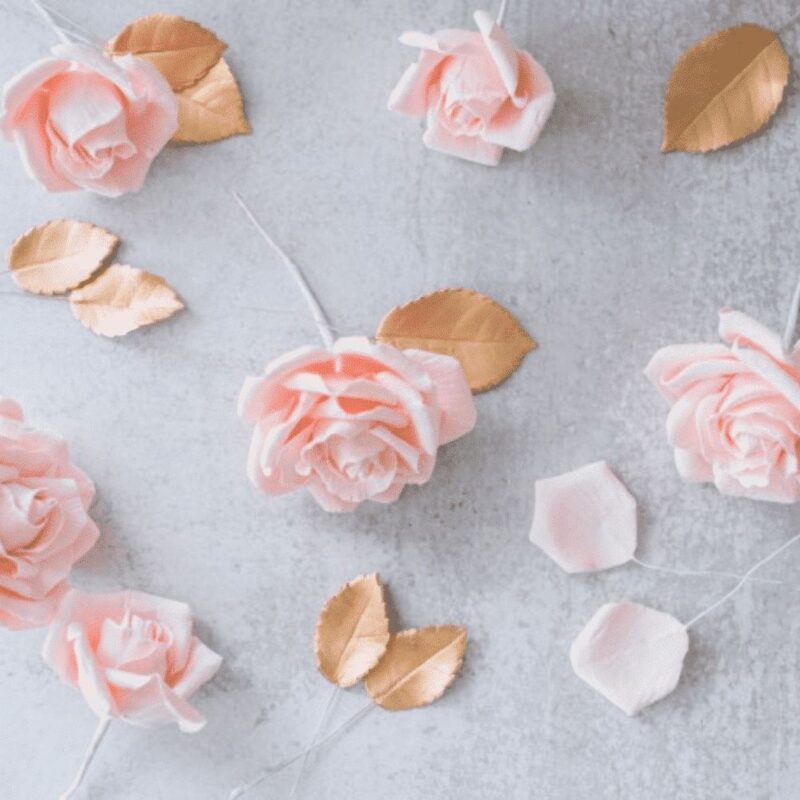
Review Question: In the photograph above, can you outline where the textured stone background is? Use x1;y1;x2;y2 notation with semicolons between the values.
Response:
2;1;800;798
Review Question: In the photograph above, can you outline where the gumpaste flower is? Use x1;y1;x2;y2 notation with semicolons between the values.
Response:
0;398;99;630
43;588;222;731
388;10;555;166
646;308;800;503
1;44;177;197
238;337;477;512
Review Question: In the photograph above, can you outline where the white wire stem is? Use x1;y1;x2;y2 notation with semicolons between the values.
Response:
28;0;70;43
231;191;336;350
631;556;783;585
38;0;105;45
60;716;111;800
781;271;800;353
229;703;374;800
684;533;800;629
287;686;340;800
497;0;509;26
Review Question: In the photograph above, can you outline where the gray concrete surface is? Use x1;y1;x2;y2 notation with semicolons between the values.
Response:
2;1;800;798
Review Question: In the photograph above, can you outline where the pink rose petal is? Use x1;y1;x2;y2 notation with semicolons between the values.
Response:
570;602;689;715
530;461;637;573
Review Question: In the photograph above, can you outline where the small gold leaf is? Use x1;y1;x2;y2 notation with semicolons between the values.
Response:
365;625;468;711
70;265;183;337
315;574;390;688
7;221;118;296
172;59;251;144
107;14;227;91
376;288;536;393
662;24;790;153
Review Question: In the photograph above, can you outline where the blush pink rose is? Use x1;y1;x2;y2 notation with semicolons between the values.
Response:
646;309;800;503
43;589;222;732
238;337;477;512
1;44;177;197
0;399;99;630
389;10;555;166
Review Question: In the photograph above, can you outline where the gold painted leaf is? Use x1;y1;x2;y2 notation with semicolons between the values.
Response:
376;288;536;393
107;14;227;91
365;625;468;711
172;59;251;144
7;220;118;296
70;265;183;337
662;24;790;153
315;574;390;688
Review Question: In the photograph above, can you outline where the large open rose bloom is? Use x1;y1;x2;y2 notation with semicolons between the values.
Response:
646;309;800;503
0;398;99;630
389;10;555;166
43;589;222;732
239;337;477;512
1;44;177;197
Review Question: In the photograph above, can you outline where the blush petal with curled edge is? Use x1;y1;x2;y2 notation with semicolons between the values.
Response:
530;461;637;573
570;602;689;716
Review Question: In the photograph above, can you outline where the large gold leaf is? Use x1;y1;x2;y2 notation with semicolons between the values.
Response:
172;59;251;144
662;24;790;153
376;288;536;393
315;574;390;688
7;221;118;296
107;14;227;91
364;625;468;710
70;265;183;337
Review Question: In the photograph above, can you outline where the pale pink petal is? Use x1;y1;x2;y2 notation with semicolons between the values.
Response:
388;50;449;117
530;461;637;573
47;71;125;147
11;102;78;191
1;56;69;124
105;669;206;732
117;54;178;155
0;581;67;631
423;114;503;165
334;337;433;391
733;344;800;411
674;448;714;482
398;30;478;54
402;349;477;445
644;343;743;401
306;478;359;512
473;11;519;98
369;481;406;504
719;308;786;363
374;371;439;454
483;53;555;151
570;602;689;715
0;398;23;421
69;624;117;718
171;638;223;699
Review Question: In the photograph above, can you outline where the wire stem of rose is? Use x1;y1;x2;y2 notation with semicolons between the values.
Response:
631;556;783;585
684;533;800;629
287;686;339;800
497;0;509;26
28;0;70;43
23;0;103;47
59;716;111;800
230;191;336;350
229;702;374;799
781;271;800;353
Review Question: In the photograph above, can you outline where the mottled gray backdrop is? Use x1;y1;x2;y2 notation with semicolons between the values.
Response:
1;1;800;798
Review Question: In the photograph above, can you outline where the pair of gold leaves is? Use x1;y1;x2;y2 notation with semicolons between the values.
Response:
315;574;467;711
663;23;790;153
7;220;182;337
107;14;250;144
377;288;536;393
